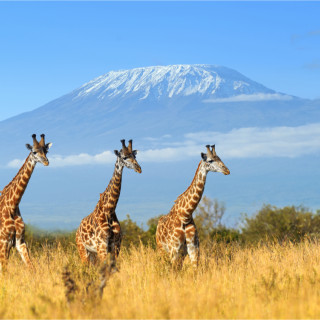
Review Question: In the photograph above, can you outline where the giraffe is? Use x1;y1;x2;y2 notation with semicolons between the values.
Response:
0;134;52;271
156;144;230;267
76;139;142;265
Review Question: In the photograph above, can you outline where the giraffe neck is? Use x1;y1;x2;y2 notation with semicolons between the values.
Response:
171;161;208;223
96;158;124;218
0;154;36;210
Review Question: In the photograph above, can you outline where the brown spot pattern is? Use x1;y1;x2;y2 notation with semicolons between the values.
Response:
0;153;37;269
76;146;142;265
156;161;207;267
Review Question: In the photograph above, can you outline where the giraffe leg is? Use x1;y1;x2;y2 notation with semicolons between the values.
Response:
96;241;108;263
98;239;118;273
14;210;33;269
168;236;184;269
156;220;172;255
111;220;122;258
95;226;114;264
114;236;121;258
156;234;164;251
185;224;200;267
76;233;91;264
15;238;33;268
107;240;118;272
88;252;98;265
157;242;166;255
0;220;15;272
0;241;9;272
172;245;188;270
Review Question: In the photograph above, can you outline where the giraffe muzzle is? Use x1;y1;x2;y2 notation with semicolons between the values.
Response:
43;160;49;166
223;168;230;175
135;166;142;174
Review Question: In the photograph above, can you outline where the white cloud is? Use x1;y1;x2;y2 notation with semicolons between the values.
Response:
185;123;320;158
203;93;293;103
142;123;320;160
49;151;115;167
7;159;24;168
7;150;115;168
143;134;172;142
6;123;320;168
139;146;199;162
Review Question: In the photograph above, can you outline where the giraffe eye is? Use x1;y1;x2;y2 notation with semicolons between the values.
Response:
32;151;37;155
123;156;128;160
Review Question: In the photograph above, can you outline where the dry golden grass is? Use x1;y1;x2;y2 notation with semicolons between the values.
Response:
2;240;320;319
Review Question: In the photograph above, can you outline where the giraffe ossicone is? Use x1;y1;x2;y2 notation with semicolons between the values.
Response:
0;134;52;271
156;144;230;268
76;139;142;265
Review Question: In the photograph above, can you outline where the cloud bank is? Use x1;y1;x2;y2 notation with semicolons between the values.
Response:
7;123;320;168
203;93;292;103
7;151;115;168
185;123;320;158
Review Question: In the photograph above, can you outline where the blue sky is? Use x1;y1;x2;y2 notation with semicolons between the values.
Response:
0;1;320;121
1;1;320;229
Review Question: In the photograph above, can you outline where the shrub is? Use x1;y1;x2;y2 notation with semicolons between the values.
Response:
120;214;146;248
24;224;76;251
241;204;320;243
194;196;240;243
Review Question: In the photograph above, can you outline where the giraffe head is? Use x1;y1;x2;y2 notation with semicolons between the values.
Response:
201;145;230;175
25;134;52;166
114;139;142;173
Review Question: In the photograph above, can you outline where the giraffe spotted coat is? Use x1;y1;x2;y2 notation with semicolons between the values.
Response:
76;139;142;264
156;145;230;267
0;134;52;271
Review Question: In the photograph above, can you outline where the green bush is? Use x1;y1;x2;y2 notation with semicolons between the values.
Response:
210;227;241;243
120;214;146;247
241;204;320;243
120;214;162;248
194;196;240;243
24;224;76;251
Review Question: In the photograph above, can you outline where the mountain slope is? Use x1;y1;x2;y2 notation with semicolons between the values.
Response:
0;64;319;229
73;64;275;102
0;64;315;161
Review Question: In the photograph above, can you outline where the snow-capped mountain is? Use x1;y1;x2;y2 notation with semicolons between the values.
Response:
73;64;275;101
0;64;313;160
0;64;319;230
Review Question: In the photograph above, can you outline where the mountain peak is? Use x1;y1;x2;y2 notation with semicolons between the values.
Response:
73;64;275;102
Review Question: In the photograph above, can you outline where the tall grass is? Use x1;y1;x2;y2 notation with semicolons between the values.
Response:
2;239;320;318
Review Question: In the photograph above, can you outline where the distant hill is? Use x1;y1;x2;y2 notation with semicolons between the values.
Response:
0;64;316;162
1;64;319;230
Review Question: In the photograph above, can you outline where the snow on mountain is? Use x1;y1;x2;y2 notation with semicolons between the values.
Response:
0;64;319;230
0;64;311;160
73;64;276;102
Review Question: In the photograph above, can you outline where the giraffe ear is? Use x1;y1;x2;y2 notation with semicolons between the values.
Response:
26;144;33;151
201;152;207;161
132;150;139;156
45;142;52;150
114;150;120;157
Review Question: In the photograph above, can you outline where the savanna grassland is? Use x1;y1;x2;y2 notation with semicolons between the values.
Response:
2;238;320;319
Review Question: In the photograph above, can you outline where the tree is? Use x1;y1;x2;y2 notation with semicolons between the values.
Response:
120;214;146;248
194;196;226;240
241;204;320;242
143;215;162;248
